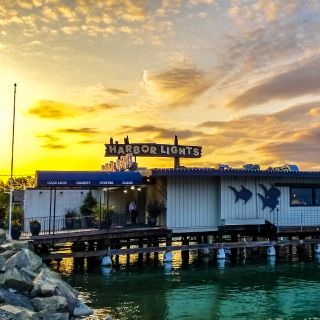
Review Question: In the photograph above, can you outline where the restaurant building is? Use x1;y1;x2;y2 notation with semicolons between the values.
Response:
24;139;320;236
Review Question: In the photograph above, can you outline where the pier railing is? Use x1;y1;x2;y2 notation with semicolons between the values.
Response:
266;211;320;231
23;213;127;237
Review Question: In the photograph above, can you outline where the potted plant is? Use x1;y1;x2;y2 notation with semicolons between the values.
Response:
80;191;97;228
29;219;41;236
8;206;23;240
65;208;77;229
146;200;166;226
93;204;116;229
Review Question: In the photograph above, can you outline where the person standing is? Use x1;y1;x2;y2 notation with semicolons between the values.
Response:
129;200;138;224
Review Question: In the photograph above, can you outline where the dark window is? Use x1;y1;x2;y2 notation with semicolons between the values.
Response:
290;188;313;206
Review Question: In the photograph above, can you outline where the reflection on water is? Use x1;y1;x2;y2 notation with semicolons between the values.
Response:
51;250;320;320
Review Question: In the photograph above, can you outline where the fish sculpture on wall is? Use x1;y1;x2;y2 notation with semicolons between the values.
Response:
258;184;281;211
259;184;281;200
229;185;253;204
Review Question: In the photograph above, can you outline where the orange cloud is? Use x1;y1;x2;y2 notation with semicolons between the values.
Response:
144;63;213;108
56;127;101;136
28;100;80;119
28;100;119;119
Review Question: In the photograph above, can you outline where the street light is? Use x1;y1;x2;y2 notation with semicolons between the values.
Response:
8;83;17;240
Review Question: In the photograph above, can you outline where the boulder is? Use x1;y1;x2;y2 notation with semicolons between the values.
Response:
0;229;7;245
36;311;69;320
0;255;6;270
32;268;78;312
20;267;37;281
2;249;43;272
32;296;68;313
0;267;33;292
73;300;93;317
0;249;18;260
0;304;37;320
0;287;34;310
0;241;28;252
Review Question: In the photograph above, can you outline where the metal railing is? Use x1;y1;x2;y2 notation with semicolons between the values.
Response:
23;213;128;237
265;211;320;231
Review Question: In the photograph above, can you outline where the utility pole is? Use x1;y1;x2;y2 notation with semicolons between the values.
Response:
8;83;17;240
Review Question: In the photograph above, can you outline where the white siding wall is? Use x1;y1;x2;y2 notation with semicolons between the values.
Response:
220;177;320;227
24;189;99;231
167;176;218;232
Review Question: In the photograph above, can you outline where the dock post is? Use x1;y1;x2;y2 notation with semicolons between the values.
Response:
297;235;306;259
146;237;151;261
202;235;210;256
126;239;130;265
181;236;189;265
138;237;143;263
152;237;158;261
288;236;293;257
231;234;238;260
197;235;203;258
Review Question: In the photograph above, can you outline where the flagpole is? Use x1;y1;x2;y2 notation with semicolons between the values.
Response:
8;83;17;240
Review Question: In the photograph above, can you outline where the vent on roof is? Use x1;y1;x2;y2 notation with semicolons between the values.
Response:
268;164;299;172
218;164;230;170
242;164;260;171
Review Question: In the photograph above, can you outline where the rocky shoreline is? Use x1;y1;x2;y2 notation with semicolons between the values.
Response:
0;230;93;319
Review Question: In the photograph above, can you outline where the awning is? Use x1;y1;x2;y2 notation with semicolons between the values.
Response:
35;171;142;188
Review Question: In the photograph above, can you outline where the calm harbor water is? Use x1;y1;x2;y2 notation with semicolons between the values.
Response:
51;250;320;320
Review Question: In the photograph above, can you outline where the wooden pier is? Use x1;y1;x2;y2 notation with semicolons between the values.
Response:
27;222;320;263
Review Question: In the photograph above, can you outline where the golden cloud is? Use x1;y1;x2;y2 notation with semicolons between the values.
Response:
56;127;101;135
144;63;213;108
28;100;119;119
36;133;67;150
28;100;80;119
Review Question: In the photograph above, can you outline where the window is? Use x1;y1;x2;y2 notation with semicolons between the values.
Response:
290;187;320;206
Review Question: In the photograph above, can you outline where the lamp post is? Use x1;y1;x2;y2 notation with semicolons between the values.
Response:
8;83;17;240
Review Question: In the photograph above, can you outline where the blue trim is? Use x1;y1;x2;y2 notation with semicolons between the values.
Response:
35;171;142;187
151;168;320;179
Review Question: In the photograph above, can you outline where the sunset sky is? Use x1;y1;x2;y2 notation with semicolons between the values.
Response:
1;0;320;178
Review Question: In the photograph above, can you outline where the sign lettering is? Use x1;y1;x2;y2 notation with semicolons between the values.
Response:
105;143;202;158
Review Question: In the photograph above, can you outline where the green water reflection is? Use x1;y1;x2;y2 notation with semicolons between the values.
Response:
52;253;320;320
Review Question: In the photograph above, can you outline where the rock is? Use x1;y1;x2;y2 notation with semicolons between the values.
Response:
30;281;56;298
0;256;6;270
0;241;28;252
32;268;78;312
0;267;33;292
2;249;43;272
0;229;7;245
20;267;37;281
37;311;69;320
72;300;93;317
0;287;34;310
0;250;18;260
32;296;68;313
0;304;37;320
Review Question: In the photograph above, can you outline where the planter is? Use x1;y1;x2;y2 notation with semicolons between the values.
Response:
147;217;157;227
30;221;41;236
65;217;74;230
83;216;95;228
11;226;22;240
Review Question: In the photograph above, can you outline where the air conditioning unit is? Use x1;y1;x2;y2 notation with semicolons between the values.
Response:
218;164;230;170
242;164;260;171
268;164;299;172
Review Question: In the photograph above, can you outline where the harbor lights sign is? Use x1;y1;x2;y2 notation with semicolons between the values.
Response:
105;142;202;158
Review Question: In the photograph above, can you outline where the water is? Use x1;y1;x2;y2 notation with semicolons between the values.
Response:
51;251;320;320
